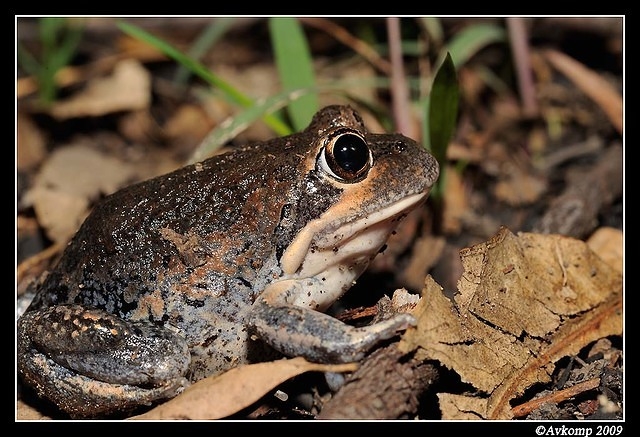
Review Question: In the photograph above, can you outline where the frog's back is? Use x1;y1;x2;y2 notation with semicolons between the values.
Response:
27;140;308;320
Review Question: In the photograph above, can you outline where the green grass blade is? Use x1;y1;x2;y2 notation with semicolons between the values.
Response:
419;17;444;48
117;20;292;136
268;17;319;131
40;17;64;62
440;22;506;69
174;18;236;85
50;21;83;72
188;87;315;164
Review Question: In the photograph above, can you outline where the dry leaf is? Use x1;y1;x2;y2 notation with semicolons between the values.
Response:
117;34;169;62
162;104;215;148
131;357;358;420
446;141;484;163
441;165;468;234
587;227;623;274
48;59;151;120
23;144;137;243
16;399;53;420
399;227;622;420
541;48;623;134
28;188;90;244
493;169;547;206
32;143;136;202
17;113;47;171
437;393;486;420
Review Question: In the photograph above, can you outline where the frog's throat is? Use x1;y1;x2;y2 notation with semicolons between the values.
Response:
280;190;428;279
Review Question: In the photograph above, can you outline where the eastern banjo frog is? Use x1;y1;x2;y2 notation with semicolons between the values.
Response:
17;105;439;418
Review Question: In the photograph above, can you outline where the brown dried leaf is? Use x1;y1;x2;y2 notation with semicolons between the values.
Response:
16;399;53;420
24;144;137;243
587;227;623;274
399;227;622;420
541;48;622;134
27;188;89;245
162;104;215;147
48;59;151;120
17;113;47;171
458;228;619;334
437;393;486;420
493;169;547;206
130;357;358;420
441;165;468;234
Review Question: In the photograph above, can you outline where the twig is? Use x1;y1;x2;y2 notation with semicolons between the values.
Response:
507;17;539;118
511;377;601;418
386;17;415;139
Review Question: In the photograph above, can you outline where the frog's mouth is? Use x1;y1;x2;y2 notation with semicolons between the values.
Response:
279;190;429;310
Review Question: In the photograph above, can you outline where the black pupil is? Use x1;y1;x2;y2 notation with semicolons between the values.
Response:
333;134;369;174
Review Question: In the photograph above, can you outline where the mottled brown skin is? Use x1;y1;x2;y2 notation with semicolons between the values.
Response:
18;105;439;418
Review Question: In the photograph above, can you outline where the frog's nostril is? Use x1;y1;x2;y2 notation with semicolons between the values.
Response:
392;141;407;154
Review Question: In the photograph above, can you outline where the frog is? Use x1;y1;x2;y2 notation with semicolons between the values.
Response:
17;105;439;419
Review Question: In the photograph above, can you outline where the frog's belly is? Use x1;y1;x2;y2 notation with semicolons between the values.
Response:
158;281;281;382
184;314;281;381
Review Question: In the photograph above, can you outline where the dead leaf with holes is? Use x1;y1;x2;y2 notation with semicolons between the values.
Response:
399;226;623;420
130;357;358;420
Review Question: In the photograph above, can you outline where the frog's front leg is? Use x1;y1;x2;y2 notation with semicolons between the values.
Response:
249;281;416;364
17;304;190;418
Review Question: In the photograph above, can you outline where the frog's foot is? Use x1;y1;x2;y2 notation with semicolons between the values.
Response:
19;353;189;418
249;299;416;364
17;304;191;418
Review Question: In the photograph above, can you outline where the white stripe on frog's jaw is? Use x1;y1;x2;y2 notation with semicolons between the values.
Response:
277;190;429;311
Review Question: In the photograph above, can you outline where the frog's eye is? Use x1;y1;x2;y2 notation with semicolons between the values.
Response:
318;130;372;182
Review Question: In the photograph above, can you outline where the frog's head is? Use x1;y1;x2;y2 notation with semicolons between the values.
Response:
275;105;439;311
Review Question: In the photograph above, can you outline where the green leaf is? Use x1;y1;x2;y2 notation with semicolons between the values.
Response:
428;52;458;159
269;17;319;131
425;52;459;200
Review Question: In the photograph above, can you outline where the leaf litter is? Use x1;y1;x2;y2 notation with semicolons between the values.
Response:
398;226;623;420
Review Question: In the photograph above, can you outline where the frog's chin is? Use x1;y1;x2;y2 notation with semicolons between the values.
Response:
315;190;430;250
279;190;429;309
